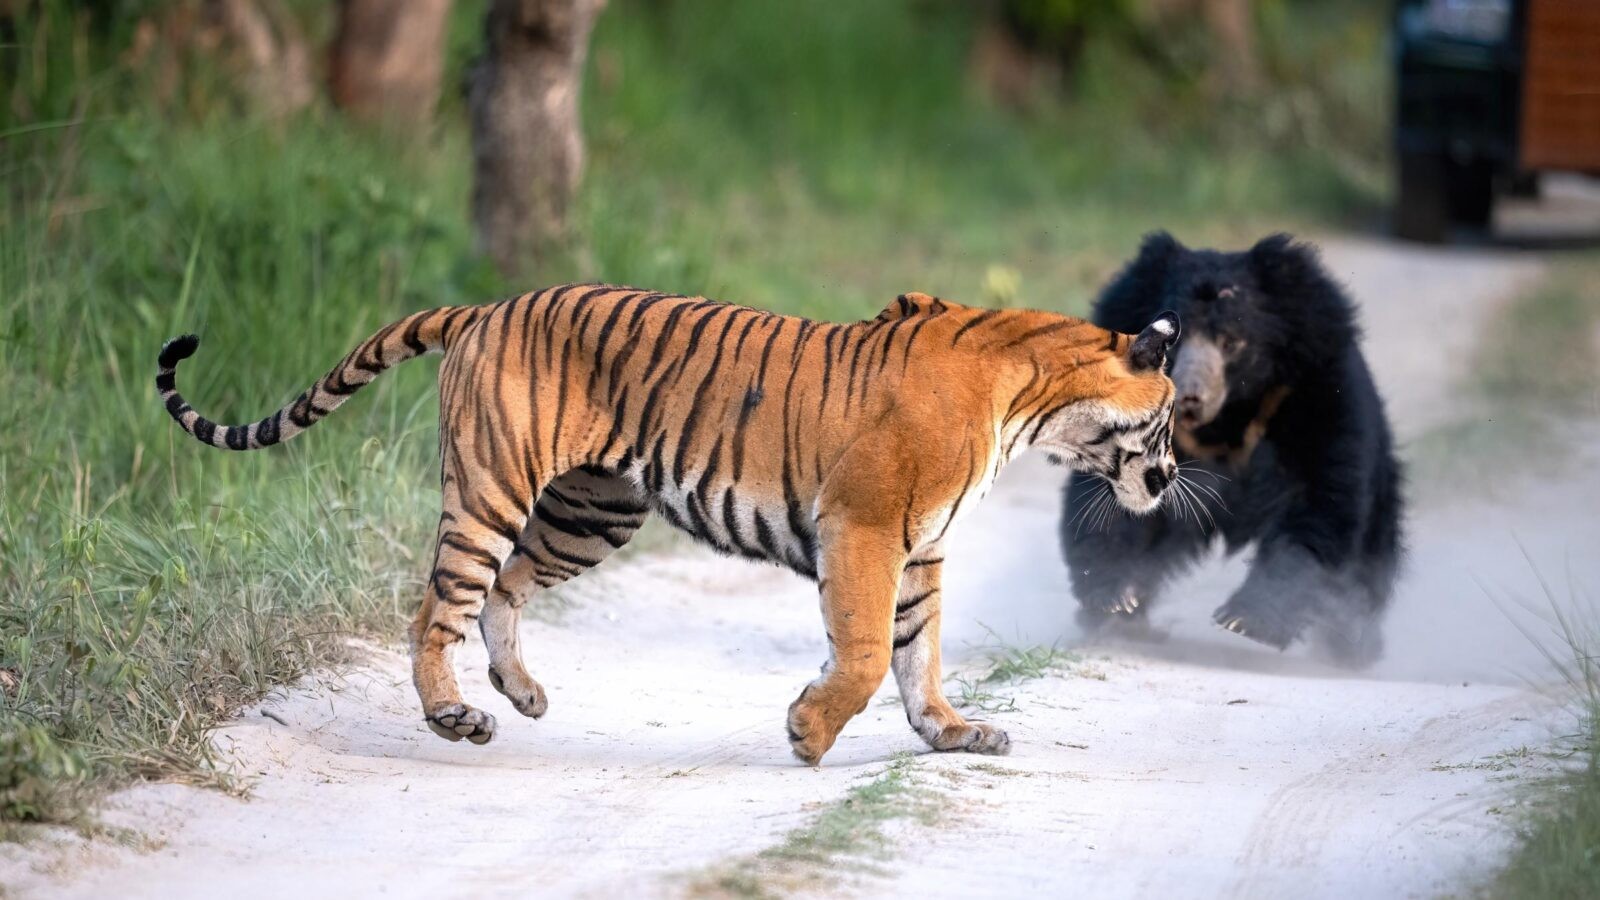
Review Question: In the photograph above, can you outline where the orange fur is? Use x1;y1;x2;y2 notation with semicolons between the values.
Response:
157;285;1176;763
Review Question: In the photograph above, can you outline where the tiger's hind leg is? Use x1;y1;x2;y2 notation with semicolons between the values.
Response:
891;545;1010;756
411;366;540;746
411;491;531;745
482;466;650;718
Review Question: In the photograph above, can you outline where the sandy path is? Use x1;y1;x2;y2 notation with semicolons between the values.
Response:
6;220;1597;899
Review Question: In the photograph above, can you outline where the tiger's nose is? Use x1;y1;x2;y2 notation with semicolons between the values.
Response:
1144;466;1171;496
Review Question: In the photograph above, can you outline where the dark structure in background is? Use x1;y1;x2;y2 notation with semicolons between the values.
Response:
1395;0;1600;241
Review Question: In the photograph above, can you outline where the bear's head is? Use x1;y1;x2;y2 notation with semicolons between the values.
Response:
1092;231;1356;436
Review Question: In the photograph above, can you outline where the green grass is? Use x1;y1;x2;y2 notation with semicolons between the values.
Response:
1403;257;1600;897
1488;589;1600;899
1409;256;1600;501
973;641;1081;683
1493;744;1600;899
691;753;935;898
944;633;1098;713
1;0;1385;825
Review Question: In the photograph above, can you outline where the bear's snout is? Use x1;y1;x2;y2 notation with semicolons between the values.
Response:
1170;335;1227;429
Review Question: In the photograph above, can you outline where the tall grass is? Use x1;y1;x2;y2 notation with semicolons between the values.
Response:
1489;582;1600;899
1;0;1385;823
0;116;469;822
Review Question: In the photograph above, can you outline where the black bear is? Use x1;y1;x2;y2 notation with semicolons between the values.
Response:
1060;232;1403;666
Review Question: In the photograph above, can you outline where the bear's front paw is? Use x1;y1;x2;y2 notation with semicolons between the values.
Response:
1079;585;1146;616
1212;597;1303;650
1076;587;1169;642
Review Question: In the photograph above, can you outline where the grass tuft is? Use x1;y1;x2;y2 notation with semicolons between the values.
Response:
1486;569;1600;899
691;753;936;898
944;632;1093;713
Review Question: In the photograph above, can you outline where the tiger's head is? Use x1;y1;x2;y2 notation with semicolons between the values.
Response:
1031;313;1180;515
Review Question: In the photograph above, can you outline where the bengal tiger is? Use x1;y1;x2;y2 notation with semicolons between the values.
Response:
156;285;1180;765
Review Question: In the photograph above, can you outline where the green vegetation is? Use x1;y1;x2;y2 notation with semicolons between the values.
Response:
692;753;935;898
1;0;1385;825
1410;257;1600;499
972;641;1081;683
1489;597;1600;899
1474;262;1600;413
1405;256;1600;897
947;637;1095;713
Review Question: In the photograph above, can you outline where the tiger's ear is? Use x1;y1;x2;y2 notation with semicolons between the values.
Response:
878;291;942;321
1129;311;1180;371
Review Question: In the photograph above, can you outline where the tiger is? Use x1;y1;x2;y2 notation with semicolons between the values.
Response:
156;284;1180;765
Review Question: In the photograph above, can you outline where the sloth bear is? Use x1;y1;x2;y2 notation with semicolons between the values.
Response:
1060;232;1403;666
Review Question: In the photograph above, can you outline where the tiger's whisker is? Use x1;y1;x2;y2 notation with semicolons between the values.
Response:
1074;483;1115;537
1178;478;1218;529
1182;477;1227;509
1068;481;1111;532
1176;463;1231;483
1089;487;1121;534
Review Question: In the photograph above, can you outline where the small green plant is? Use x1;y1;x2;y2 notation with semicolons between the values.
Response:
1430;746;1537;775
943;631;1086;712
974;642;1078;684
691;753;936;897
947;676;1021;714
764;753;932;865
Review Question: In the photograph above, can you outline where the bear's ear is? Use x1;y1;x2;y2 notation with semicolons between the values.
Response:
1248;233;1319;291
1092;231;1187;334
1133;230;1185;275
1129;311;1180;372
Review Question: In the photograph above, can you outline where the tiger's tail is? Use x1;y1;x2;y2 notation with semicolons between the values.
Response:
155;305;478;451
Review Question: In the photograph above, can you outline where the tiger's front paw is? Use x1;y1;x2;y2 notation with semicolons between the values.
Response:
786;693;842;766
425;703;496;745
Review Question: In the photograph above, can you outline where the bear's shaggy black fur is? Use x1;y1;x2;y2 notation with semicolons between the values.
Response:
1061;232;1403;666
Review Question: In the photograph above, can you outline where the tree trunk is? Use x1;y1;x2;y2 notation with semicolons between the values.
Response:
210;0;315;117
1136;0;1260;97
329;0;454;127
1199;0;1259;96
968;17;1068;109
470;0;604;277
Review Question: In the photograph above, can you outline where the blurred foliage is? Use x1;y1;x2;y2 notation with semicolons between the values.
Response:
0;0;1389;824
1409;255;1600;503
1003;0;1135;57
0;725;87;823
1476;262;1600;412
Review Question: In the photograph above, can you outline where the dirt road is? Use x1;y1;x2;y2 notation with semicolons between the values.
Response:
7;219;1597;899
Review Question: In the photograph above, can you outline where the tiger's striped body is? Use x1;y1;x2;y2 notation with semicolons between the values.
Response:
158;284;1179;764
